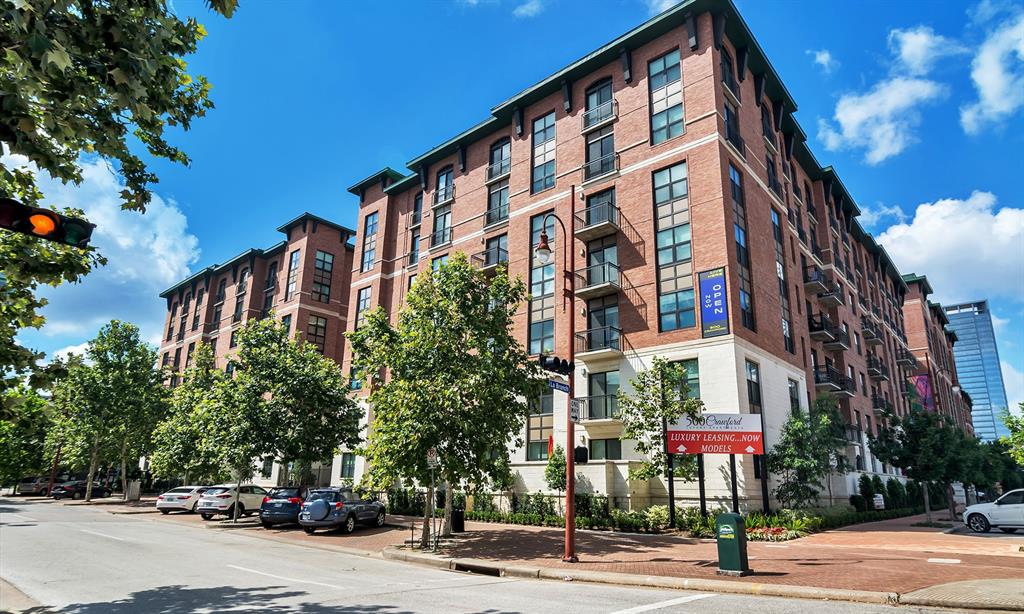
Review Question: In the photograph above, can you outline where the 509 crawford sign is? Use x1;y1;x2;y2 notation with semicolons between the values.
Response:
668;413;763;455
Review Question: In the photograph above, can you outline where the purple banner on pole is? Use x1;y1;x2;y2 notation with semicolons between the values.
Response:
698;267;729;338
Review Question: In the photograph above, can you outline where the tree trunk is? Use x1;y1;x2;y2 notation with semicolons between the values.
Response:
922;481;932;524
233;475;242;522
420;484;433;548
85;440;100;502
280;460;289;487
946;483;957;521
441;480;453;538
120;438;128;501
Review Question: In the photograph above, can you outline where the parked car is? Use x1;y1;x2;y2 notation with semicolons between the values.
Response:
16;476;50;497
259;486;309;528
51;481;110;500
298;487;385;535
156;485;211;514
964;488;1024;533
196;484;269;520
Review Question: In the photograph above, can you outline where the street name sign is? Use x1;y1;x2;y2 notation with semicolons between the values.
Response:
668;413;763;455
548;379;570;393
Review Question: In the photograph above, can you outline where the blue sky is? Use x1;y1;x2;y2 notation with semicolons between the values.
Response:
11;0;1024;411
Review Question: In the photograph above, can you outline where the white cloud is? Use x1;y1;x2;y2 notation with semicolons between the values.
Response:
3;153;200;357
992;312;1010;334
807;49;838;74
52;342;90;362
888;26;967;76
858;202;907;229
1001;361;1024;417
877;191;1024;305
817;77;946;164
512;0;543;18
644;0;679;15
960;12;1024;134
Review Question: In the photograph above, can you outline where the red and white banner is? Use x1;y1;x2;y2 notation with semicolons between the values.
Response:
668;413;764;455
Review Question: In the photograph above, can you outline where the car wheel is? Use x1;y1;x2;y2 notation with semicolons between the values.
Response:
160;509;170;515
39;488;48;497
303;527;315;535
237;503;245;518
191;501;198;513
342;515;356;534
375;511;385;527
967;513;991;533
201;513;213;521
999;528;1018;534
261;521;273;529
71;491;83;500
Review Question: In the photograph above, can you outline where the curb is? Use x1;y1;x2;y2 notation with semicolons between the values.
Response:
899;594;1024;612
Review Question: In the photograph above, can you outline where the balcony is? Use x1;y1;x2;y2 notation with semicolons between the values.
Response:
574;202;619;241
797;227;807;244
861;317;883;345
486;158;511;183
471;246;508;274
822;327;850;351
725;122;745;156
807;313;837;342
575;262;621;300
433;184;455;207
581;99;617;133
866;355;890;381
807;200;818;219
896;348;919;369
813;366;855;396
803;265;829;294
817;282;844;307
485;204;509;227
580;394;620;421
845;425;863;445
583;152;619;182
430;227;452;249
871;395;893;414
575;326;622;360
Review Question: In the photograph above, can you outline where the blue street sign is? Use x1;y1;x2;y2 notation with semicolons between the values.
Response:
549;379;570;393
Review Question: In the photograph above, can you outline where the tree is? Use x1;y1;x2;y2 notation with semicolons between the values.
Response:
870;409;956;523
348;252;543;542
544;445;566;512
809;393;850;504
0;386;51;486
617;357;703;492
232;317;362;485
768;407;823;509
1003;405;1024;465
1;0;234;391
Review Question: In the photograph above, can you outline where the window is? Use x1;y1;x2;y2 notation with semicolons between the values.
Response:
312;250;334;303
407;273;417;290
681;358;700;399
788;379;800;412
720;48;739;98
761;104;774;139
361;212;378;272
408;229;420;265
411;192;423;226
355;287;371;329
587;371;619;419
166;302;177;341
431;204;452;246
745;360;762;410
225;361;234;377
264;262;278;291
280;315;291;335
528;214;556;354
585;78;615;128
585;125;615;180
229;331;238;348
526;390;554;461
770;209;793;353
766;156;781;196
484;234;508;267
431;254;448;272
161;352;170;367
488;139;511;180
232;287;245;323
589;438;622;460
584;188;616;227
586;235;617;286
587;295;620;350
648;49;683;144
653;162;694;332
306;315;327;352
261;457;274;479
191;289;204;331
349;367;362;391
531;112;556;193
435;167;454;204
237;268;249;294
208;337;217;354
185;343;195;370
285;250;300;301
261;289;274;319
487;179;509;225
340;453;356;479
730;165;756;331
724;101;742;151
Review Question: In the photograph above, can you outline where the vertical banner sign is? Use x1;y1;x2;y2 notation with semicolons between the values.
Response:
699;267;729;338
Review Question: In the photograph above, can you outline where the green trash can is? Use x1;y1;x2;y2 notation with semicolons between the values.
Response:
715;512;750;576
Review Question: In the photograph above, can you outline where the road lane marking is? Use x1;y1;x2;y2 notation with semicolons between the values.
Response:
927;558;961;564
227;564;348;591
609;593;715;613
79;529;126;541
1;513;38;522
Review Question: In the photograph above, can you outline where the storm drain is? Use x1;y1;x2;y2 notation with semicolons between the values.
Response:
453;562;502;577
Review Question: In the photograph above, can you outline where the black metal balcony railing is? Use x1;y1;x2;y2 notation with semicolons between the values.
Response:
817;282;844;306
582;100;617;131
574;201;619;231
807;200;818;219
410;209;422;227
861;316;882;343
581;394;620;420
472;246;508;270
430;227;452;248
797;227;807;244
807;313;836;339
872;395;893;413
486;158;511;181
803;264;827;287
813;365;855;394
725;122;745;155
896;348;919;369
577;262;621;290
767;172;782;198
583;152;618;181
485;203;509;226
823;327;850;350
845;425;863;444
575;325;622;354
434;184;455;206
866;355;889;380
829;213;839;232
723;71;740;101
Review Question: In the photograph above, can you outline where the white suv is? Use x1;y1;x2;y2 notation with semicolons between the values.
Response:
963;488;1024;533
196;484;268;520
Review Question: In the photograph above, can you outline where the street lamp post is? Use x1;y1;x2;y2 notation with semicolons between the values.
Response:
534;191;578;563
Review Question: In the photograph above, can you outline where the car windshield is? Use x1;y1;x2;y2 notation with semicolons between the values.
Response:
305;491;337;503
166;488;193;494
19;477;38;482
204;487;231;495
269;488;302;499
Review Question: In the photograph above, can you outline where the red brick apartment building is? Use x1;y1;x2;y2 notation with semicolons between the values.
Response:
338;0;971;509
158;213;356;486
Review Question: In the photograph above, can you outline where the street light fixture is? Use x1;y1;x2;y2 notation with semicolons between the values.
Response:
533;188;578;564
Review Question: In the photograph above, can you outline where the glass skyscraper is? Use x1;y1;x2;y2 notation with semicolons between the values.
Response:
945;301;1010;441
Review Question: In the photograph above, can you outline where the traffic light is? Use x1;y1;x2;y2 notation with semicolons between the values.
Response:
539;354;574;376
0;197;95;248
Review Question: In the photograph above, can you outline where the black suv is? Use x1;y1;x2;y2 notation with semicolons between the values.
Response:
298;488;385;535
51;481;111;500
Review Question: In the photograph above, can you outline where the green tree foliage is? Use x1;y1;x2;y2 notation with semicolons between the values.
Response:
616;357;703;482
1003;405;1024;466
0;386;50;485
348;253;543;538
544;444;566;495
767;393;849;509
48;321;167;500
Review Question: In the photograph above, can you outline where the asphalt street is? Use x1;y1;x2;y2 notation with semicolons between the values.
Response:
0;498;949;613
